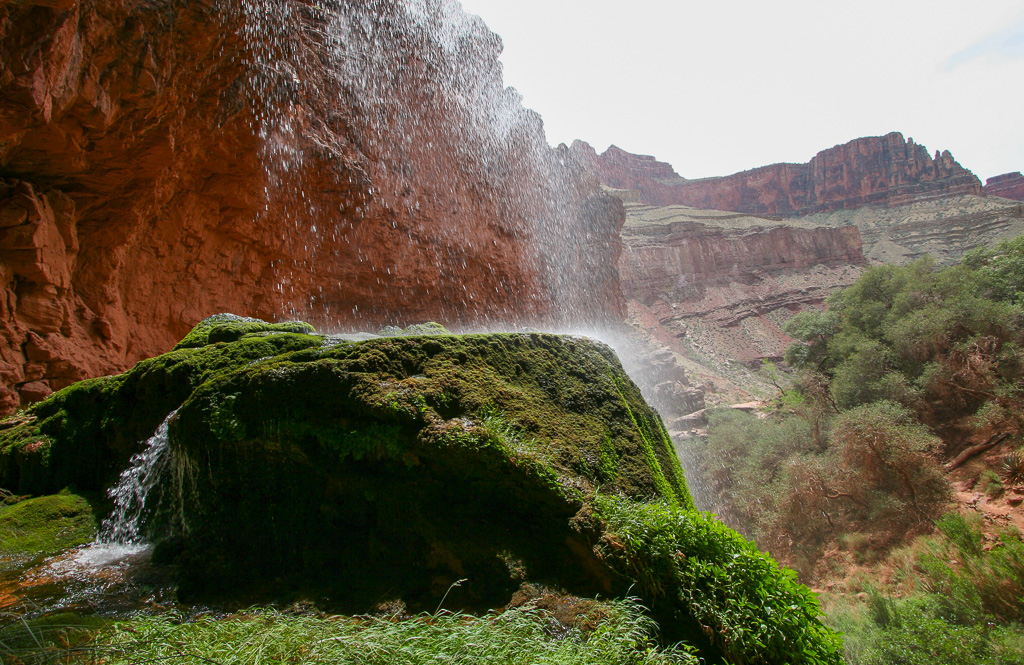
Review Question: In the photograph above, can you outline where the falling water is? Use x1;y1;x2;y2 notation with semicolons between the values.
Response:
59;410;179;570
13;411;184;610
98;410;178;546
226;0;622;329
224;0;703;503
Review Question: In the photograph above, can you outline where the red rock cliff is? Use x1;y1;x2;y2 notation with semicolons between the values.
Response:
985;173;1024;201
0;0;625;413
577;133;982;215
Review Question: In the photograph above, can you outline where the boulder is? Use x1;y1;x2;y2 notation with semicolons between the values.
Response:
0;314;840;663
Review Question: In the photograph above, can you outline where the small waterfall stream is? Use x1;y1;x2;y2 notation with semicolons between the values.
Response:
65;410;179;569
0;413;183;616
98;410;178;547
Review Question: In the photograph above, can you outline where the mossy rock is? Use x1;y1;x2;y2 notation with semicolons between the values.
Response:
0;314;841;664
174;313;317;350
0;315;323;494
161;331;691;606
0;491;98;570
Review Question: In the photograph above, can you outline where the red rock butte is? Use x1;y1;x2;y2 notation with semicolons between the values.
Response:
0;0;625;414
576;133;983;216
985;173;1024;202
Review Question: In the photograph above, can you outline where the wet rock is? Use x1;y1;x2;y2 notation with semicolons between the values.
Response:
0;0;625;415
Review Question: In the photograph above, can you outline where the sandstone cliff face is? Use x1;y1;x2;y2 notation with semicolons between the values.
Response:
985;172;1024;201
617;205;866;369
577;133;982;216
0;0;624;413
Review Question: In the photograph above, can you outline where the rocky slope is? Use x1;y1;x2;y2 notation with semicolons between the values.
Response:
800;194;1024;266
0;0;624;414
576;132;982;216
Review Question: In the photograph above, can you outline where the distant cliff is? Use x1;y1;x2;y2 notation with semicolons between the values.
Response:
985;173;1024;201
617;204;867;368
576;133;983;216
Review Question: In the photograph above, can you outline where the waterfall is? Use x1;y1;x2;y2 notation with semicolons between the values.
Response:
98;410;179;545
58;410;180;570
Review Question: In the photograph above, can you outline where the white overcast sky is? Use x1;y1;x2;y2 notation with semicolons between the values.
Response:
456;0;1024;182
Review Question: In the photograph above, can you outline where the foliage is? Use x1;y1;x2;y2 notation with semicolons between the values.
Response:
1002;449;1024;486
915;516;1024;625
829;593;1024;665
827;402;949;525
594;495;843;665
689;403;948;574
688;407;817;540
784;238;1024;422
823;515;1024;665
0;600;699;665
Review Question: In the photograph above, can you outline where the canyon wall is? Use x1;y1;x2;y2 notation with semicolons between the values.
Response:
985;173;1024;201
617;205;866;372
577;133;982;216
0;0;624;413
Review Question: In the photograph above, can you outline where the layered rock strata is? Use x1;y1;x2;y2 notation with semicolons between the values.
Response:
985;172;1024;201
617;204;866;365
576;133;982;216
0;0;624;414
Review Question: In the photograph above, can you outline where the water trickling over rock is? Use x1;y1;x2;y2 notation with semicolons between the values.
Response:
98;410;177;546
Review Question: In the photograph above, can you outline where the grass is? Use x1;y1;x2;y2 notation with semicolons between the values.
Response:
0;600;698;665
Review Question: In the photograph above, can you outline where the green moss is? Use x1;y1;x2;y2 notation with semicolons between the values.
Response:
0;491;98;567
173;313;317;350
0;329;322;494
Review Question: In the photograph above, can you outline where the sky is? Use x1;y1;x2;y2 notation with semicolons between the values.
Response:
456;0;1024;182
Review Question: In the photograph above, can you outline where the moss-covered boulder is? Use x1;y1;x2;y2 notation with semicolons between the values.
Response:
0;315;841;664
0;491;98;572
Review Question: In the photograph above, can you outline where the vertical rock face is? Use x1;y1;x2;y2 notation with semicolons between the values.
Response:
619;220;865;304
578;133;983;215
985;172;1024;201
0;0;625;413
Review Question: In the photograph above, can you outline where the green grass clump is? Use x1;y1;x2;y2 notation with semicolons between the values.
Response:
594;495;842;665
0;490;97;569
3;601;697;665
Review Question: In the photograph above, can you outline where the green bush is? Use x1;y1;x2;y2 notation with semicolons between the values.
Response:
594;495;842;665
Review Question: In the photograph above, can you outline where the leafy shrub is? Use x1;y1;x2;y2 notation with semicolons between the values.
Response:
827;402;950;529
980;469;1006;498
594;495;843;665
